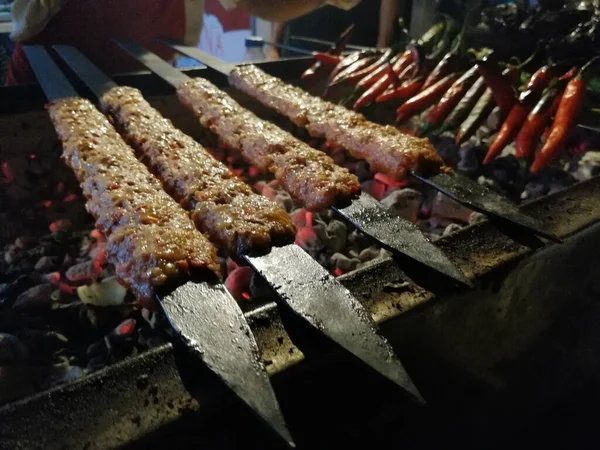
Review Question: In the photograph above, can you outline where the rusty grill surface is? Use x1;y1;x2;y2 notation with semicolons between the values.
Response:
1;59;600;449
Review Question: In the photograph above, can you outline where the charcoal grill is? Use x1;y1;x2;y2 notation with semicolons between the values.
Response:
2;56;600;450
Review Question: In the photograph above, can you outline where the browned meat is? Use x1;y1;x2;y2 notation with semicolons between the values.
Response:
100;86;296;255
229;65;446;180
47;97;221;301
177;78;361;211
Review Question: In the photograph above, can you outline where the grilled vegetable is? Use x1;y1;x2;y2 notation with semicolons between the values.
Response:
334;48;393;86
313;53;342;67
443;76;488;130
331;55;380;85
329;50;363;81
484;68;555;164
514;88;561;160
375;77;424;103
302;24;355;86
476;58;517;117
530;66;588;173
353;64;396;110
424;65;479;127
421;51;458;91
357;52;404;89
395;72;458;124
455;88;495;145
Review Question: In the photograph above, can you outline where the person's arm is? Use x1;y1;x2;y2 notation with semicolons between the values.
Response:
266;21;286;60
377;0;403;48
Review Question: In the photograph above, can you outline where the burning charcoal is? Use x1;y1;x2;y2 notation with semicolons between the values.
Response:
0;333;30;365
274;191;294;212
569;151;600;182
430;134;460;166
330;253;361;273
430;192;474;224
77;278;127;307
13;283;53;311
14;236;35;250
521;180;547;201
296;227;324;256
457;146;481;174
358;246;383;263
141;308;159;329
325;220;348;253
443;223;464;236
34;256;58;272
66;260;97;283
105;319;137;350
4;244;22;265
468;212;486;225
225;266;254;302
380;188;422;223
18;329;68;362
355;160;372;181
347;229;372;251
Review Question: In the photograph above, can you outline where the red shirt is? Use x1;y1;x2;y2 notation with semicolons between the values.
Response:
6;0;186;85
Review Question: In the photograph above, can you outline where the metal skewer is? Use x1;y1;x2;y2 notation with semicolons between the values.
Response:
162;43;561;245
113;39;471;288
52;44;426;404
22;45;295;448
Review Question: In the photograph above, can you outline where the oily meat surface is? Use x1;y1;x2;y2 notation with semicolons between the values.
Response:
47;97;220;301
101;86;296;255
229;65;445;179
177;78;360;211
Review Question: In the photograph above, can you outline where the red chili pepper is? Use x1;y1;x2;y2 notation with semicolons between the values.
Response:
313;52;342;67
420;51;457;91
530;72;586;173
515;88;561;160
330;55;379;85
357;52;405;89
424;65;479;127
559;66;577;81
476;59;516;117
392;49;414;73
397;61;417;82
395;72;458;124
338;48;394;86
328;50;363;81
483;103;530;164
375;77;424;103
302;24;355;86
484;67;556;164
353;64;396;110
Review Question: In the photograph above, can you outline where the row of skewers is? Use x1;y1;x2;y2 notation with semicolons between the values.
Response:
300;2;600;174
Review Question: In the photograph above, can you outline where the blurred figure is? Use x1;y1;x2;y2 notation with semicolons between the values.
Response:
269;0;409;59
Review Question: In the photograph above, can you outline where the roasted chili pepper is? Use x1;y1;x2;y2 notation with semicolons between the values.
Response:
392;49;414;73
416;21;446;52
313;52;342;67
515;88;561;160
484;68;556;164
397;61;417;82
424;65;479;127
337;48;394;86
357;52;405;89
395;72;458;124
302;24;355;86
476;58;517;117
455;88;495;145
559;66;577;81
353;64;396;110
443;76;487;130
518;65;554;102
376;77;424;103
328;50;363;81
420;51;458;91
330;54;380;85
530;64;589;173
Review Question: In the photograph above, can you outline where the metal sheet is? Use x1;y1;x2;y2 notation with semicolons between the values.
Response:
245;244;424;404
22;46;79;100
334;192;472;288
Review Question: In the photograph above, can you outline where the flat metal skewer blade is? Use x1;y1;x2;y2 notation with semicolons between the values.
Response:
245;244;424;405
159;41;235;76
334;193;472;288
52;45;118;98
23;46;79;101
113;39;191;88
289;35;374;51
159;281;294;447
411;171;561;243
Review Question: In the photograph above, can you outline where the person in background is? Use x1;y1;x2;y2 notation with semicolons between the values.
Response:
268;0;408;59
5;0;363;85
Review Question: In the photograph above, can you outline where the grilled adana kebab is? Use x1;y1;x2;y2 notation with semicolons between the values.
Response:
47;97;221;302
228;65;447;181
100;86;296;255
176;79;361;212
